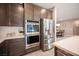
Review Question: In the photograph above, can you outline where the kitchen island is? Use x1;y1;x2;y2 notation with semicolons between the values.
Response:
53;36;79;56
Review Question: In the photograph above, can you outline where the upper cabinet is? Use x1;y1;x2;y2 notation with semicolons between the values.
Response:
46;10;52;19
24;3;53;21
34;5;41;21
24;3;34;20
40;9;47;19
0;4;9;26
40;8;52;19
0;3;24;27
0;3;53;26
9;4;24;27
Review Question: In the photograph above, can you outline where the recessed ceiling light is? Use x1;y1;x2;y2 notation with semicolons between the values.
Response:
18;6;23;11
41;9;46;14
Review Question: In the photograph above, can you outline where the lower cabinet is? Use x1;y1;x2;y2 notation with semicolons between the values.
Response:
0;40;8;56
54;47;73;56
0;38;26;56
25;46;40;54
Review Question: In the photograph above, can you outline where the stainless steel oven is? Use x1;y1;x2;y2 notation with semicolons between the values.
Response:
25;20;40;49
25;35;40;49
27;35;39;44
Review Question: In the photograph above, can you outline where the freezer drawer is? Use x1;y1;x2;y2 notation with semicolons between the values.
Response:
43;44;53;51
44;38;54;44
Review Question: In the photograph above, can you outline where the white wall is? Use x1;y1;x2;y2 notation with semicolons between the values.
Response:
59;21;74;37
0;26;23;37
54;3;79;21
58;19;79;37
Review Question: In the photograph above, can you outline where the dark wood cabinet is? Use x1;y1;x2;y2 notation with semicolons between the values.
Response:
0;3;24;26
8;38;25;56
24;3;34;20
0;38;25;56
46;10;52;19
0;40;8;56
0;4;9;26
40;8;52;19
25;46;40;54
40;9;47;19
0;3;53;26
24;3;41;21
9;4;24;26
34;5;41;21
54;47;73;56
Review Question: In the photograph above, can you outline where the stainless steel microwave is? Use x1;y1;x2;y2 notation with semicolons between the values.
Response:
25;20;39;33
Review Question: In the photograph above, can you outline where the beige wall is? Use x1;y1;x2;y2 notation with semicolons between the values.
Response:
59;21;74;37
55;3;79;21
57;19;79;37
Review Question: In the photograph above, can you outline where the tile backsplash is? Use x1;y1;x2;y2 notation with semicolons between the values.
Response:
0;26;23;37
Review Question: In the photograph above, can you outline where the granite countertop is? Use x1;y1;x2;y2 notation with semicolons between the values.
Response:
53;36;79;56
0;35;25;44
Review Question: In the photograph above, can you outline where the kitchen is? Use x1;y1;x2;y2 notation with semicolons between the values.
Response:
54;3;79;56
0;3;79;56
0;3;55;56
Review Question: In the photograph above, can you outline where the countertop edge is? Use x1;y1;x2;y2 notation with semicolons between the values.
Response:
53;43;79;56
0;35;25;44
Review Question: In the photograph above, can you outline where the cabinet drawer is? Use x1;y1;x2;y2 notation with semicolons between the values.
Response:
25;46;40;54
9;41;25;46
9;43;25;48
8;38;25;43
56;51;66;56
9;49;24;56
55;47;73;56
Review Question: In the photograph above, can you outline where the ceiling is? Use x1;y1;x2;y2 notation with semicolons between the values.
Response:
33;3;54;9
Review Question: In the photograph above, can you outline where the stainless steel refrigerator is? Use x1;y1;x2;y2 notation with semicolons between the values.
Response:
40;18;55;51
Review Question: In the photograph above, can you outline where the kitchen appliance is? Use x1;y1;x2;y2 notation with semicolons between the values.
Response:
27;35;39;44
25;20;40;49
27;20;39;32
40;18;55;51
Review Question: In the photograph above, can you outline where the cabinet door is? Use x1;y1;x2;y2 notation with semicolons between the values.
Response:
46;10;52;19
24;3;34;20
0;4;9;26
40;8;47;19
0;40;8;56
34;5;41;21
9;4;23;26
40;9;53;19
8;38;26;56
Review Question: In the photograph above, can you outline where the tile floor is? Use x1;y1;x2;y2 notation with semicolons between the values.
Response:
24;36;70;56
24;49;54;56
